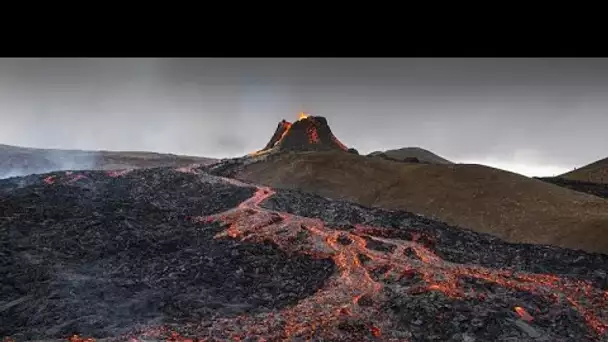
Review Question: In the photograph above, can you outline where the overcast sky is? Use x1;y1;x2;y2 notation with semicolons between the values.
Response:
1;57;607;177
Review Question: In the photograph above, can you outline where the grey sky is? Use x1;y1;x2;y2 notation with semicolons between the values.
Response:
1;57;607;177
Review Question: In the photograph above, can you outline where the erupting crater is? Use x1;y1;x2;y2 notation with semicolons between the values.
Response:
250;112;349;156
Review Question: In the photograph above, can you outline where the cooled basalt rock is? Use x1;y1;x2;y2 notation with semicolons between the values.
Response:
0;167;606;341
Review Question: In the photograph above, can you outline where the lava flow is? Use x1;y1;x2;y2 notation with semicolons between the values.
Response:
134;179;608;341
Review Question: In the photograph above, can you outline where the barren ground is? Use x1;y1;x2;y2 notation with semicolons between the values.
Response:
231;151;608;254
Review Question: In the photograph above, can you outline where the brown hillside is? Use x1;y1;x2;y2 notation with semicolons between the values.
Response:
560;157;608;184
236;151;608;254
369;147;453;164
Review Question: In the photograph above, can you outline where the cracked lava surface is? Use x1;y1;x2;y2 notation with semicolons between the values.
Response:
131;178;608;341
2;168;607;341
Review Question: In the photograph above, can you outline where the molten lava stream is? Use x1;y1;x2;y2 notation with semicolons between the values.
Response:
274;122;292;148
139;184;606;341
331;134;348;151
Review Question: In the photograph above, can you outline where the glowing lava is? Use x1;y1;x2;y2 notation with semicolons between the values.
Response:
35;169;606;341
106;169;133;178
133;181;607;341
514;306;534;322
42;172;88;185
249;112;348;155
68;334;96;342
307;126;320;143
274;121;293;147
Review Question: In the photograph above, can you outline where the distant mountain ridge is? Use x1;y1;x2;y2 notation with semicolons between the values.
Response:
538;176;608;199
368;147;453;165
0;143;216;179
560;156;608;184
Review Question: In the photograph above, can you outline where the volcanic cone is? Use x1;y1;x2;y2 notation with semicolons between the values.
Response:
258;113;349;154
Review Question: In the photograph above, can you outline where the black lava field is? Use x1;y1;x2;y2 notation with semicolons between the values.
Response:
1;166;607;341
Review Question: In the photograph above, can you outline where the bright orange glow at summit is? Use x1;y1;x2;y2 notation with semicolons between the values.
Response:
298;112;309;120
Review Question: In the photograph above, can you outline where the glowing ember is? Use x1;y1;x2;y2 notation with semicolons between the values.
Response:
248;113;350;155
43;176;55;184
273;121;293;147
39;179;604;341
67;335;96;342
307;126;320;143
67;173;88;183
514;306;534;322
106;169;133;178
129;184;607;340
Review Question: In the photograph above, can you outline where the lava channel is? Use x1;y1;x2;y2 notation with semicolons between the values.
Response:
38;170;606;341
128;183;608;341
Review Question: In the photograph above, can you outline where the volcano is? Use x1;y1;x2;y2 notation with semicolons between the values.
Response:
1;116;608;341
254;113;349;154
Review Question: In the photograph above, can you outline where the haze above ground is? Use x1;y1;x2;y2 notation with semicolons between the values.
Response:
2;58;607;177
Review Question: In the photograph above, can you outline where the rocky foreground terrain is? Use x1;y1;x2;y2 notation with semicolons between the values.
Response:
1;163;607;341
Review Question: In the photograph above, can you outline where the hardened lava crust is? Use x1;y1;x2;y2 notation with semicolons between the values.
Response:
0;167;607;342
0;169;335;341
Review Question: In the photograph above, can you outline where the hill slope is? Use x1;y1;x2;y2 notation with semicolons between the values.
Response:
560;157;608;184
229;151;608;254
538;177;608;200
0;143;216;179
1;167;606;341
369;147;453;164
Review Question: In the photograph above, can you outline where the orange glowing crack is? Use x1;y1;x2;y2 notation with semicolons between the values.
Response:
514;306;534;322
68;335;96;342
46;177;607;341
128;184;607;341
307;126;320;144
273;121;293;148
248;113;351;155
106;169;133;178
42;170;129;186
